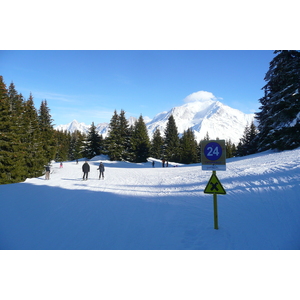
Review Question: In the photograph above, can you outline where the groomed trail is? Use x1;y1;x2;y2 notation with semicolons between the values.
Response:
0;148;300;250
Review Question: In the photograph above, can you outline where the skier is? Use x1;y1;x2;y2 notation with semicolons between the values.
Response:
82;161;90;180
152;161;155;168
45;165;50;180
97;162;105;179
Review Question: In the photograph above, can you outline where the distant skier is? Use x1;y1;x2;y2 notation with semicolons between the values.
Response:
60;162;63;168
152;161;155;168
97;162;105;179
45;165;50;180
82;161;90;180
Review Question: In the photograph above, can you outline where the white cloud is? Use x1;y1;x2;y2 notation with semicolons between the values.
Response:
183;91;219;103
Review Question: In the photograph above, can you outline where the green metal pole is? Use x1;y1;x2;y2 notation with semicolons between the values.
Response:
212;171;219;229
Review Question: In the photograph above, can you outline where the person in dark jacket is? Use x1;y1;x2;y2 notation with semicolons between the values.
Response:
45;165;50;180
82;161;90;180
97;162;105;179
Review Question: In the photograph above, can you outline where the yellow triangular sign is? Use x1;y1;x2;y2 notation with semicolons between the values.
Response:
204;173;226;194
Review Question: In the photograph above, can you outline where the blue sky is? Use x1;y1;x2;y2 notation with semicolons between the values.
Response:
1;50;275;126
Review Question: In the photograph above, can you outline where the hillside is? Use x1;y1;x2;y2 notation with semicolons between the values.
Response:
0;147;299;250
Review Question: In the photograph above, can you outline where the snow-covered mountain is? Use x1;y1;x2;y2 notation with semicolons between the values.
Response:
56;119;110;136
56;120;90;135
147;100;255;144
55;117;141;137
55;100;255;144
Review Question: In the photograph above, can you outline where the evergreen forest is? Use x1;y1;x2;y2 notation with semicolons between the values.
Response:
1;50;299;184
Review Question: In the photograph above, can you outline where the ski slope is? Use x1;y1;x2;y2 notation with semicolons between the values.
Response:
0;148;300;250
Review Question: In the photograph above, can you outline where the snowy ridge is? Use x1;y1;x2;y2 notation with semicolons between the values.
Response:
1;147;299;250
147;100;255;143
55;100;255;144
56;119;110;136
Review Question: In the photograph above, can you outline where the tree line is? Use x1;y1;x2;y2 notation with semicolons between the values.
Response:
1;50;299;184
56;110;237;165
0;78;57;184
61;110;240;163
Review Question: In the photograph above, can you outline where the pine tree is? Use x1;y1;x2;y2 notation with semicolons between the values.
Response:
124;124;135;162
106;110;122;161
0;77;27;183
198;141;202;162
54;130;70;162
203;131;210;141
84;122;103;159
130;115;150;163
69;130;85;161
38;100;56;162
236;121;258;156
150;127;164;159
0;77;14;183
226;139;236;158
22;94;45;178
235;124;249;157
118;109;130;160
256;50;300;151
7;82;27;181
248;122;259;154
106;110;130;161
8;82;23;116
164;115;180;162
179;128;198;164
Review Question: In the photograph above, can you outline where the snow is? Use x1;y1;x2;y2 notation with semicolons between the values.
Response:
290;111;300;127
1;148;300;250
1;149;300;300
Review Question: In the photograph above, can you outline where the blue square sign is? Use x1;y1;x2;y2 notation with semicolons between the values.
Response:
201;140;226;171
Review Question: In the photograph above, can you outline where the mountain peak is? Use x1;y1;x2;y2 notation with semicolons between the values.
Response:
55;101;255;145
147;100;254;144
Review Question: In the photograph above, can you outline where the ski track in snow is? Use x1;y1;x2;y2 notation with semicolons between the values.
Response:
0;149;300;250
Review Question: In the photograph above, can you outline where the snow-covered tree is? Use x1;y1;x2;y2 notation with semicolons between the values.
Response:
256;50;300;151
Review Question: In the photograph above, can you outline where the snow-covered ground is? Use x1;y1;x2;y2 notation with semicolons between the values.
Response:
1;148;299;250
